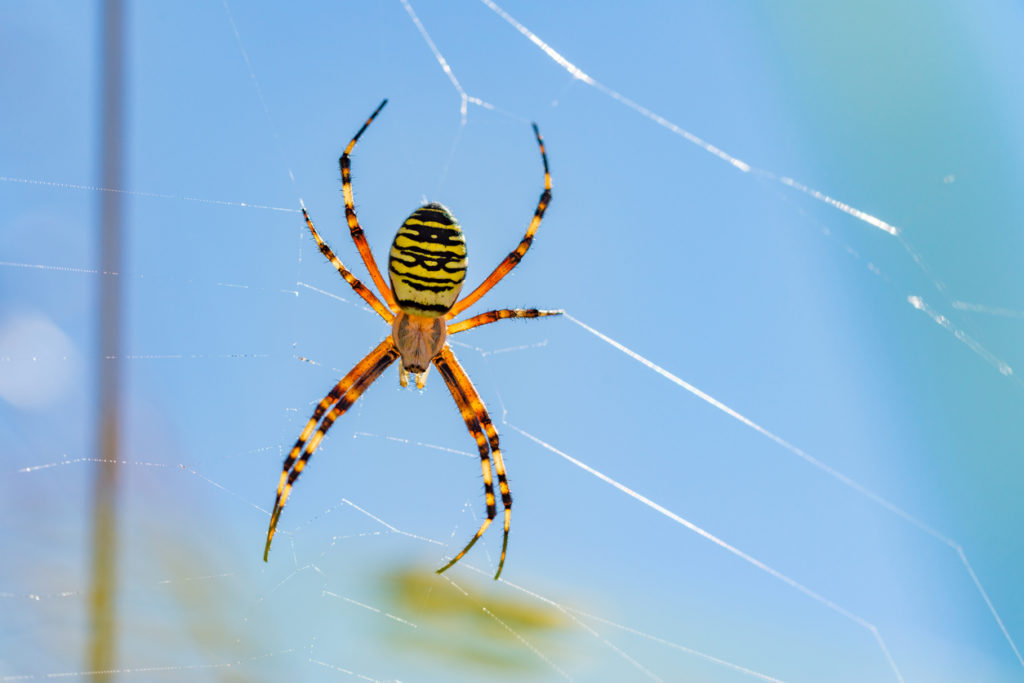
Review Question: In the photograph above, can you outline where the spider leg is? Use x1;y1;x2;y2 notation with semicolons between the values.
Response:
447;308;563;335
446;123;552;319
303;206;394;322
433;351;497;573
264;339;399;560
434;346;511;579
340;99;399;311
271;338;394;502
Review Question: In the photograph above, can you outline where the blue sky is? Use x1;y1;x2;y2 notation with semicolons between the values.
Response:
2;2;1023;681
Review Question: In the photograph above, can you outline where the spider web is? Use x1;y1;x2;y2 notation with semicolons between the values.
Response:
3;1;1024;681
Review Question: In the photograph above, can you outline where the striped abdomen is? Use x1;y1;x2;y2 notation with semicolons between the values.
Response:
388;203;468;317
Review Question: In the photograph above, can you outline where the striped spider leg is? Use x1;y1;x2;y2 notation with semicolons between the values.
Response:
339;98;398;312
264;339;399;559
434;310;562;579
445;122;552;320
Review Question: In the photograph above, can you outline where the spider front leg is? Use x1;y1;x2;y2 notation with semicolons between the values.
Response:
434;346;511;579
264;339;399;560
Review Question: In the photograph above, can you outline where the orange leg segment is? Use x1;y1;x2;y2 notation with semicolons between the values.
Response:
264;339;399;560
434;346;511;579
339;99;399;311
447;123;552;319
303;206;393;322
447;308;563;335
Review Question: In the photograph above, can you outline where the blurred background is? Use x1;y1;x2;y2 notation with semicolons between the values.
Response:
2;1;1023;681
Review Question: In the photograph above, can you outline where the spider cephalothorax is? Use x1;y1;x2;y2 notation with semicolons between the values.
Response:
391;311;447;384
263;99;559;579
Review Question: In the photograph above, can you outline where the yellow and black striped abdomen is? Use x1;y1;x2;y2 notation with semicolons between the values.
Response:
388;203;468;317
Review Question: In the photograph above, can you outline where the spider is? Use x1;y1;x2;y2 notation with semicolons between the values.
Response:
263;99;559;579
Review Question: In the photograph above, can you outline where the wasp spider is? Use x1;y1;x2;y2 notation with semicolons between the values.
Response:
264;100;558;579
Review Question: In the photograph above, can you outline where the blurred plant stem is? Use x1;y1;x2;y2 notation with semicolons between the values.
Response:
89;0;125;678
